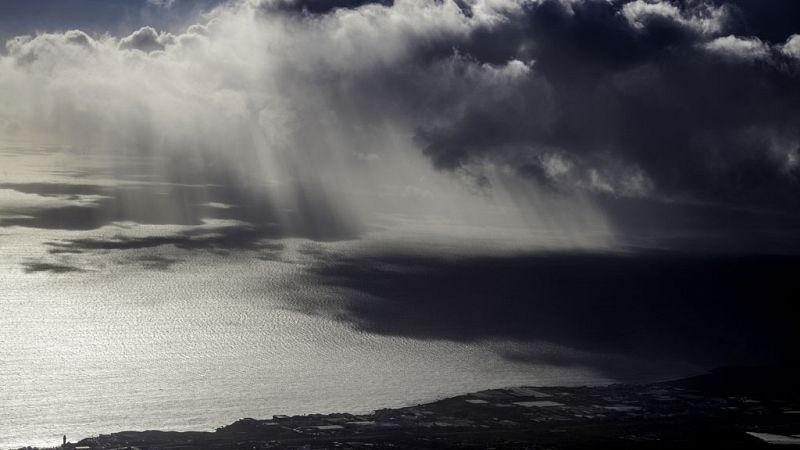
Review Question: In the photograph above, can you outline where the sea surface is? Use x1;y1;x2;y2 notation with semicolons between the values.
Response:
0;141;630;449
0;255;620;449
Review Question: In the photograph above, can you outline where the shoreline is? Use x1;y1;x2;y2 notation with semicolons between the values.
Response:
22;365;800;450
13;369;645;450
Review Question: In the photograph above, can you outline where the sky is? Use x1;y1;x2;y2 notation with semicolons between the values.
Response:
0;0;798;250
1;0;800;377
0;0;225;42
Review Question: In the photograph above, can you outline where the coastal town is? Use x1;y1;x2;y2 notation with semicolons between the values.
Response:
30;366;800;449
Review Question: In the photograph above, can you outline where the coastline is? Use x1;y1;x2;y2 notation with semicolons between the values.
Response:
22;365;800;450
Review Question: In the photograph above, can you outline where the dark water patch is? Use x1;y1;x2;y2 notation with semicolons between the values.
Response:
299;250;799;377
47;224;277;252
0;181;360;241
22;262;87;274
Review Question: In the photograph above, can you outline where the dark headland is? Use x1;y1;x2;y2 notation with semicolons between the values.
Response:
27;365;800;450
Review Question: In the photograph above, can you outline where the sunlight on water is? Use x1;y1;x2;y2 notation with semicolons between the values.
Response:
0;257;612;449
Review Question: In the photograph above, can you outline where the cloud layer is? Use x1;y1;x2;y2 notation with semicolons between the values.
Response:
1;0;799;249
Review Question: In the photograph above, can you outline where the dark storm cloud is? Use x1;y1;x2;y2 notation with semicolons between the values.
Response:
229;0;799;247
409;0;800;213
256;0;393;15
296;250;800;376
718;0;800;43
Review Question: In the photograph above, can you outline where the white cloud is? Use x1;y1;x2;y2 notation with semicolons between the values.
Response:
622;0;729;35
5;30;96;68
703;35;771;61
540;152;572;179
537;154;653;198
782;34;800;60
119;26;177;52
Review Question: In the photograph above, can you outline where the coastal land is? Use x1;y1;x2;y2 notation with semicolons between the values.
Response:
27;366;800;449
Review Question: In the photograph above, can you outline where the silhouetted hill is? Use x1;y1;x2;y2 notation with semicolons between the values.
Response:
669;364;800;401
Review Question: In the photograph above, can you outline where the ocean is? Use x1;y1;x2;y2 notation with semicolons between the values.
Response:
0;254;613;449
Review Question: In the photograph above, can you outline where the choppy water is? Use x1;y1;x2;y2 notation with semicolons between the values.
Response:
0;255;612;449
